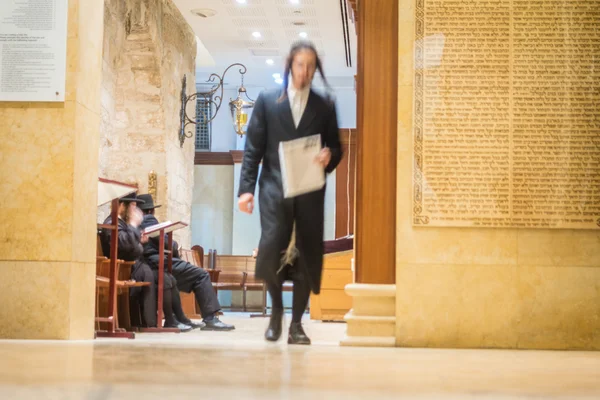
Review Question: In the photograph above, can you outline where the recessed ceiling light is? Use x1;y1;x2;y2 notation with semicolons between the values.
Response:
272;73;281;79
290;0;300;4
274;78;284;84
236;0;247;3
266;59;274;65
252;31;262;38
190;8;218;18
299;32;307;38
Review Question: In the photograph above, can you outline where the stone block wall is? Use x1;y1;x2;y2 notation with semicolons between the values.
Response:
98;0;196;247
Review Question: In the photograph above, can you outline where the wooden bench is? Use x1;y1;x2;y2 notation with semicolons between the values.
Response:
211;253;292;315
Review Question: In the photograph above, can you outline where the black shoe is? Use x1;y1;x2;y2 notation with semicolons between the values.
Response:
164;322;193;332
288;322;311;345
201;317;235;331
265;308;283;342
180;319;206;330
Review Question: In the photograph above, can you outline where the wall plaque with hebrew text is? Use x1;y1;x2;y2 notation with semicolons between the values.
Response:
413;0;600;229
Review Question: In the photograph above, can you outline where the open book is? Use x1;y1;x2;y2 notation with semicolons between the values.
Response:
142;221;188;238
278;134;325;198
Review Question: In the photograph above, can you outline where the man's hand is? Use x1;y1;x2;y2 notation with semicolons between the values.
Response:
315;147;331;168
129;206;143;228
140;233;149;244
238;193;255;214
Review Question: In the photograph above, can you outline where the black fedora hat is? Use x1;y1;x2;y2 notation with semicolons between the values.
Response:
137;194;161;210
119;192;145;204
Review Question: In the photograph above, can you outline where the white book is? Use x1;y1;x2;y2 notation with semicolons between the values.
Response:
278;134;325;198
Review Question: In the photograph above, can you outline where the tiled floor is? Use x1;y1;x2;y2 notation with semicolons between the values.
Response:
0;313;599;399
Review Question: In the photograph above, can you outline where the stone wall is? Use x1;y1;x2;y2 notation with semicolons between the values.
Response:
99;0;196;247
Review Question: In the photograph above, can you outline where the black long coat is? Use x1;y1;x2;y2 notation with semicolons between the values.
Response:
238;88;342;294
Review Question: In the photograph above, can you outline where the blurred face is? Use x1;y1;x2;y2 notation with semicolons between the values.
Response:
118;202;136;220
290;48;317;90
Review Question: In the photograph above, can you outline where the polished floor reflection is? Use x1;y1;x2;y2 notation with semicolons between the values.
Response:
0;313;598;399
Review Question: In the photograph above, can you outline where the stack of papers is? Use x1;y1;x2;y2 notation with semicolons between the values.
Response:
278;134;325;198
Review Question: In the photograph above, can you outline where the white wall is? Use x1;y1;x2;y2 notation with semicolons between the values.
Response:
333;88;357;128
190;165;234;254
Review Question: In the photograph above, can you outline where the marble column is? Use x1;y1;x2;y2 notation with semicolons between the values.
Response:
0;1;104;339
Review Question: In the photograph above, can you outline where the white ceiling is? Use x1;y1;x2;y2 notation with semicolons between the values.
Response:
172;0;357;90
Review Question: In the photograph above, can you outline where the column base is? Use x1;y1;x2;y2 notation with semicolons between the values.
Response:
340;284;396;347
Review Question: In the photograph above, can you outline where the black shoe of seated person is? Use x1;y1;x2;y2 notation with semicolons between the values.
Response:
201;314;235;331
179;318;205;330
164;321;193;332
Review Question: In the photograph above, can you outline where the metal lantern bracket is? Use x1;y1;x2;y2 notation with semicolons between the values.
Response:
178;63;253;148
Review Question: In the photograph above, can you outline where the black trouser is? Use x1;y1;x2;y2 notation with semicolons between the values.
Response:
131;261;188;327
151;269;192;326
170;259;221;318
130;262;157;327
266;264;311;323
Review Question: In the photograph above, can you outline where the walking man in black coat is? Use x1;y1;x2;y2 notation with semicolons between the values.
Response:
238;41;343;344
137;194;234;331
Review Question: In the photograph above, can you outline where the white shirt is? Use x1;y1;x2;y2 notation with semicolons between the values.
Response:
287;85;310;128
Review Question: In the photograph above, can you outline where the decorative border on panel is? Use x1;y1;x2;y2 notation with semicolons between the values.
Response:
413;0;429;226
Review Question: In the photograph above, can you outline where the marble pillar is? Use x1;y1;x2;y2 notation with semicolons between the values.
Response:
395;0;600;350
0;0;104;339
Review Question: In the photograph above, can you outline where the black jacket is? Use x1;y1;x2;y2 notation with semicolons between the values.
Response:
100;217;143;262
140;214;179;262
238;88;342;293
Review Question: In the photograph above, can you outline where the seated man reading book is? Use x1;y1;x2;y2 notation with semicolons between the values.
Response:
137;194;235;331
99;193;197;331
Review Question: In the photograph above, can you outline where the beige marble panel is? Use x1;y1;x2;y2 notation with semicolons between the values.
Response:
67;0;79;39
72;104;100;263
398;229;519;266
397;32;414;86
75;0;105;113
0;104;75;261
397;87;413;151
64;37;79;102
0;261;71;339
68;262;96;339
517;230;600;268
396;263;521;348
516;265;600;350
396;263;600;350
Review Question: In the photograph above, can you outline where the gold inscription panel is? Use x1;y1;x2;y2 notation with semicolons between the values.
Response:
413;0;600;229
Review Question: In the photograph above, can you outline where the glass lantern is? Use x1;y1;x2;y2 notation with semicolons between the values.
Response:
229;86;255;136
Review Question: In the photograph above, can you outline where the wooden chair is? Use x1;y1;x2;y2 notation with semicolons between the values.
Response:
95;235;150;333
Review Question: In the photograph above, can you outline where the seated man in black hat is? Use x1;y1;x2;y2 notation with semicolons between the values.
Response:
99;193;194;331
137;193;235;331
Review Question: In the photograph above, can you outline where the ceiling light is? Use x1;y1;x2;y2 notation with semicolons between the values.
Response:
272;73;281;79
274;78;283;84
190;8;218;18
252;31;261;38
299;32;307;38
236;0;247;3
290;0;300;4
266;59;274;65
